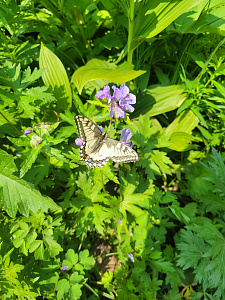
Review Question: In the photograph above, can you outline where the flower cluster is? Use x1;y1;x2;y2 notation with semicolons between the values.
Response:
24;123;52;148
96;84;136;119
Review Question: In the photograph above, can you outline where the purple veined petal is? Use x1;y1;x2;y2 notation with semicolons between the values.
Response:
120;129;132;143
109;104;115;118
112;87;122;102
97;126;103;132
119;84;129;98
120;129;133;148
24;129;31;135
128;253;134;262
126;93;136;104
118;218;122;225
75;138;83;146
95;85;111;100
115;104;125;118
119;103;135;113
61;266;68;270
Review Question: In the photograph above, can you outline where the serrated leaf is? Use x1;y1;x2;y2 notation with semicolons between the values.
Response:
39;43;72;110
0;173;59;217
20;147;42;178
0;149;17;176
71;59;145;94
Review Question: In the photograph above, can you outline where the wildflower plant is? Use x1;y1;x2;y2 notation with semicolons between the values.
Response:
1;1;225;299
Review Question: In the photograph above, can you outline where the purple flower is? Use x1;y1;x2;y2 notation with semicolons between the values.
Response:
24;129;31;135
96;84;136;119
109;84;136;119
128;253;134;262
118;218;122;225
120;129;133;148
97;126;103;132
61;266;68;270
75;138;83;146
95;85;111;100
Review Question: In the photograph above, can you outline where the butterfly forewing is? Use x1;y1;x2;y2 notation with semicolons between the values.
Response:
75;115;139;169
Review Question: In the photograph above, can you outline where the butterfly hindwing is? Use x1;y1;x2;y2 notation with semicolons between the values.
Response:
75;115;139;169
106;138;139;163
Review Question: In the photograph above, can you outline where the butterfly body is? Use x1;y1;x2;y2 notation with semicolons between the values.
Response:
75;115;139;169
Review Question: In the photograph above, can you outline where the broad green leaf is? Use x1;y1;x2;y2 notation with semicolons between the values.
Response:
133;0;205;48
71;59;146;94
168;132;196;152
165;110;199;136
133;85;186;118
39;43;72;110
168;0;225;36
0;173;59;217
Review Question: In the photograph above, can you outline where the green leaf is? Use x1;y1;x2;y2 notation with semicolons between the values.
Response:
0;171;59;217
43;236;63;256
69;284;82;299
55;279;70;299
0;149;17;176
133;85;186;118
165;110;199;136
39;43;72;110
70;272;84;284
65;249;79;265
20;147;42;178
79;249;95;270
133;0;205;47
71;59;145;94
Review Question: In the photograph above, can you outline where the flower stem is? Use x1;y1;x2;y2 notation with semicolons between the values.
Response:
127;0;135;67
0;111;22;135
100;171;106;192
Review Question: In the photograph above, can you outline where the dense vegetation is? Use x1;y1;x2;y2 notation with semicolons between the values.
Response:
1;0;225;299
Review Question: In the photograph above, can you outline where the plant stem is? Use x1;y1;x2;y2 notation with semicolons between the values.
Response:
0;111;22;135
100;171;106;192
127;0;135;67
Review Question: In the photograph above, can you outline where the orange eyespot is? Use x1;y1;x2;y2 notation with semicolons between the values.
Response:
85;155;89;161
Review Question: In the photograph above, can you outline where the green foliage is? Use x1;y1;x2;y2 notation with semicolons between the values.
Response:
1;0;225;298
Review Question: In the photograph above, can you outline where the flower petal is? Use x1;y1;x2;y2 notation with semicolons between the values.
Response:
95;85;111;100
120;129;132;143
75;138;83;146
97;126;103;132
109;104;115;118
128;253;134;262
115;105;125;118
120;84;129;98
24;129;31;135
118;218;122;225
113;87;122;102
